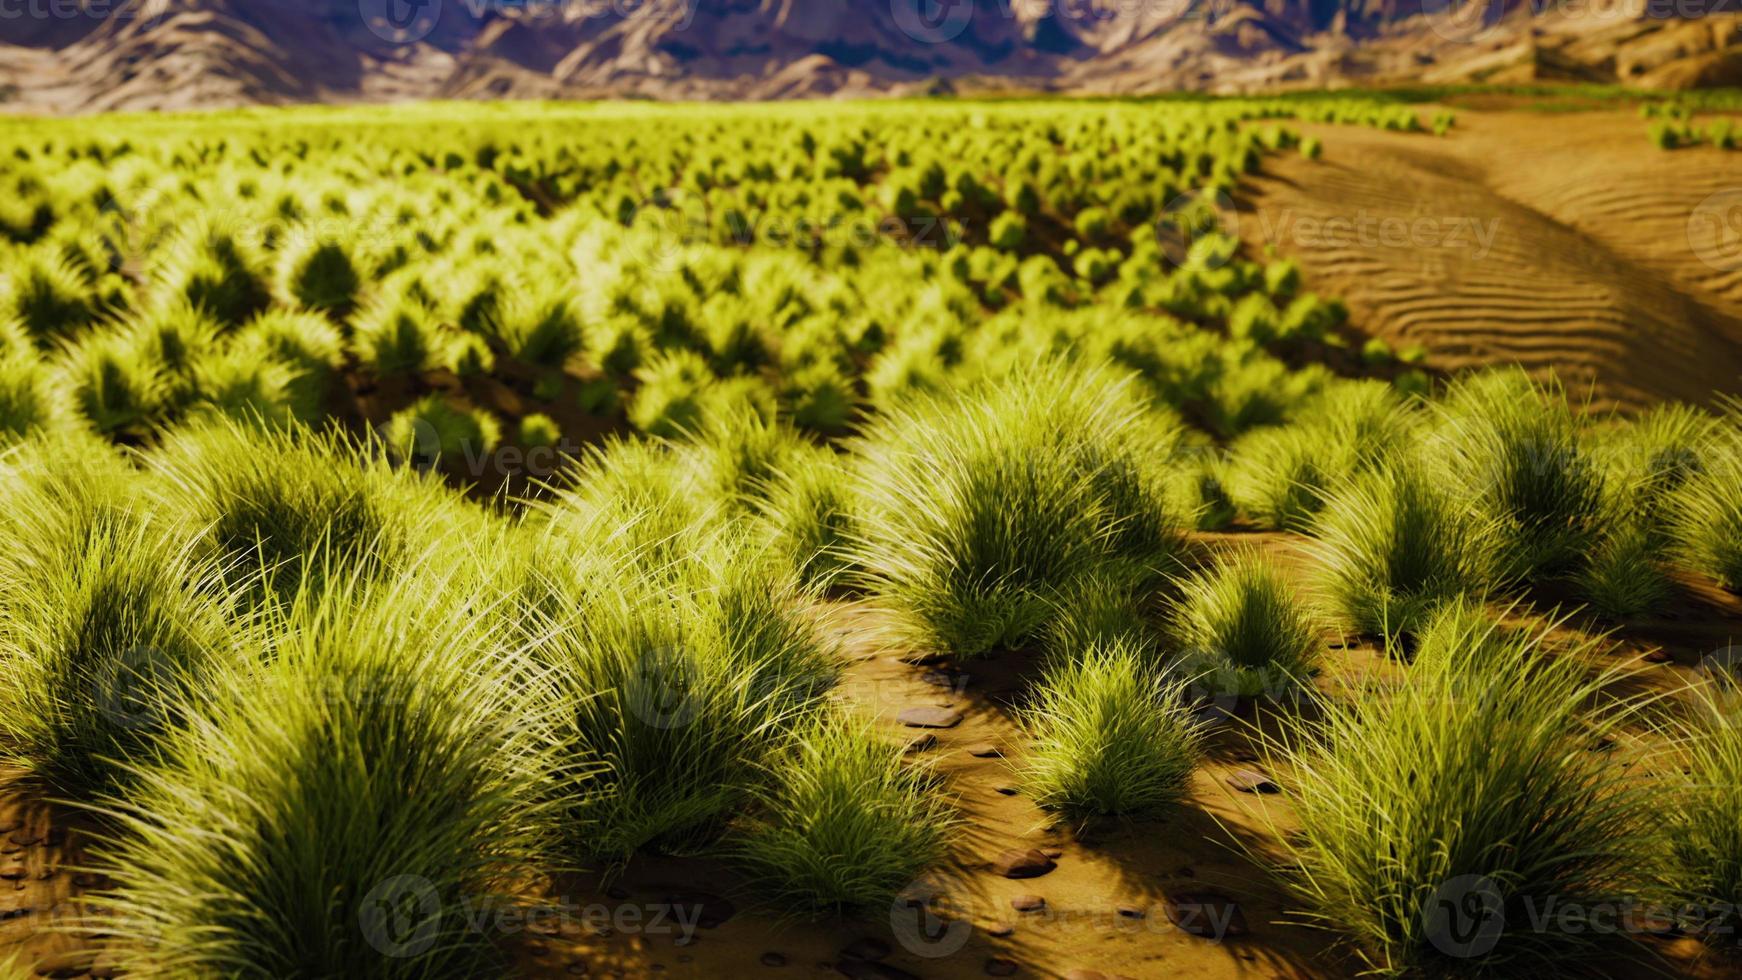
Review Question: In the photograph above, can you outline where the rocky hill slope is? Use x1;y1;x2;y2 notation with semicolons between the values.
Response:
0;0;1737;111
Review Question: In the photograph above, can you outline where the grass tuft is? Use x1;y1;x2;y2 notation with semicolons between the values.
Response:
1308;457;1491;642
1018;639;1204;819
734;711;952;917
90;568;562;979
1266;622;1655;975
852;359;1183;658
1428;368;1603;579
1171;549;1319;697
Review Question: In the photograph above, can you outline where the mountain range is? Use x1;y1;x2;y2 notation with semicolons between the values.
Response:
0;0;1737;112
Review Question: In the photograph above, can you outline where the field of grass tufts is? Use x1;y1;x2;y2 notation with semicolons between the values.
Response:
0;98;1737;979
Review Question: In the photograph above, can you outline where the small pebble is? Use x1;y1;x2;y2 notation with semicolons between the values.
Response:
1011;894;1047;913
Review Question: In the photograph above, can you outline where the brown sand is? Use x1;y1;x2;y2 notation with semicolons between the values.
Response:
1237;108;1742;412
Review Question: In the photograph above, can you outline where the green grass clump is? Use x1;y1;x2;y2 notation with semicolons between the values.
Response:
524;532;837;860
275;235;362;318
152;228;272;327
387;395;502;467
1224;425;1345;531
1603;402;1716;529
756;445;857;589
517;412;561;448
1429;368;1603;580
1171;550;1319;697
1573;516;1674;620
1225;381;1420;531
0;480;234;794
91;570;561;979
4;250;98;341
350;294;441;379
0;351;60;440
734;711;952;917
1269;624;1654;975
188;346;309;428
1667;422;1742;590
145;418;452;603
629;348;713;438
55;328;170;437
853;360;1183;658
1167;452;1236;531
1309;458;1491;642
1405;596;1526;672
484;284;585;370
682;404;812;504
1019;640;1204;819
1658;676;1742;940
539;436;718;573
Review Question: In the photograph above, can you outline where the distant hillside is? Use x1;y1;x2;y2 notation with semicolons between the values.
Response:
0;0;1737;111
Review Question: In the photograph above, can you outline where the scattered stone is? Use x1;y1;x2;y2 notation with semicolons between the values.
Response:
1225;769;1280;794
990;849;1056;879
985;957;1019;976
840;938;891;962
967;744;1003;758
1011;894;1047;913
920;669;967;689
905;734;938;754
1165;891;1249;938
985;921;1015;937
760;952;788;968
897;706;963;729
